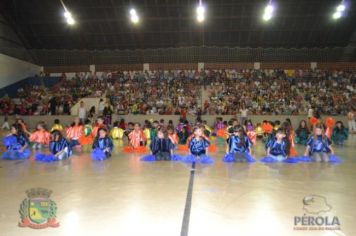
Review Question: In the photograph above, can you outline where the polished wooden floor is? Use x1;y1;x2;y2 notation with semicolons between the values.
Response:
0;135;355;236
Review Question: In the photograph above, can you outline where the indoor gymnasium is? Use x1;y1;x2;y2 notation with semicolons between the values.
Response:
0;0;355;235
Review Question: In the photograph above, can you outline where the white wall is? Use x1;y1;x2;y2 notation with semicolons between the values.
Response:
0;53;41;88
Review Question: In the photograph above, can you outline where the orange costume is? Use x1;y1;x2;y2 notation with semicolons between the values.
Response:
91;124;106;138
262;122;273;134
123;129;147;153
289;131;298;157
29;130;51;145
66;125;84;140
309;117;319;127
79;124;94;145
168;133;179;145
325;117;335;139
247;131;257;145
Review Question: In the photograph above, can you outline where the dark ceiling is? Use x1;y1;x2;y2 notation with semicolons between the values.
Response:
1;0;356;50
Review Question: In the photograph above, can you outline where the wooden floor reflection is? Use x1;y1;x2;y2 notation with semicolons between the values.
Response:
0;136;355;236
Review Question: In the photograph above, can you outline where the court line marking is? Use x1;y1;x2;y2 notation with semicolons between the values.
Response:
181;162;196;236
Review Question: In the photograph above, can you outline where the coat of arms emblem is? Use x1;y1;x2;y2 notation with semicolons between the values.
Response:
19;188;60;229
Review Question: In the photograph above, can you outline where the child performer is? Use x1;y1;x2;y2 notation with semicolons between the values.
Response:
16;119;30;136
331;121;349;146
182;126;213;164
260;128;295;163
79;119;94;146
177;126;190;151
143;120;152;142
295;120;310;145
215;117;226;139
35;130;72;162
123;123;147;153
202;120;213;137
29;121;50;150
2;123;31;160
223;125;255;163
167;126;179;146
245;120;257;145
150;121;159;140
255;123;264;139
124;122;134;139
91;116;106;138
304;124;340;163
141;127;180;161
50;119;64;132
262;120;273;142
66;118;84;150
282;120;298;157
325;117;336;139
91;128;113;160
110;121;124;139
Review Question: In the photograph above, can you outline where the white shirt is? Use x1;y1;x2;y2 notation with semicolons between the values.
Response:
99;101;105;111
240;109;248;117
78;107;86;119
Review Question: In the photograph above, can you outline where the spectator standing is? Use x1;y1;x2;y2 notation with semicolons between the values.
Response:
347;108;356;134
78;101;87;123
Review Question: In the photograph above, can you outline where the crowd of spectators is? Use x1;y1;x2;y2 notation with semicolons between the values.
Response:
0;69;354;116
204;69;355;116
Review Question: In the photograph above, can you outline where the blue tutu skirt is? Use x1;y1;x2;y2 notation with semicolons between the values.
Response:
34;153;58;162
329;155;342;164
91;149;108;161
298;155;342;164
140;154;183;162
2;148;31;160
298;156;313;162
3;135;17;147
182;154;214;164
260;156;301;164
259;156;281;163
222;153;256;163
282;157;300;164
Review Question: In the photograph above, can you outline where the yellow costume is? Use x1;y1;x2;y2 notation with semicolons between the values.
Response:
51;124;64;132
255;126;263;137
143;128;151;140
110;127;124;139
